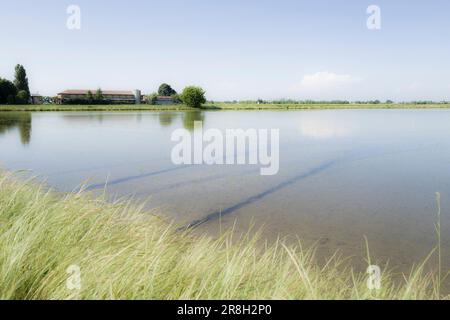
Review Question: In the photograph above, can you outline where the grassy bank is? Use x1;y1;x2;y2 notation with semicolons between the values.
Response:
0;104;198;112
1;103;450;112
214;103;450;110
0;171;446;300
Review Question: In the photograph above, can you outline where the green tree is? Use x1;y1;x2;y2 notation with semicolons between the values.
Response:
180;86;206;108
16;90;29;105
86;90;94;102
0;78;18;104
14;65;30;102
7;95;15;104
158;83;177;96
95;88;104;101
147;93;158;105
171;93;182;104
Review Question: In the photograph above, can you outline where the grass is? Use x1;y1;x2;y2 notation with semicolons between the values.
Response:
1;103;450;112
0;170;447;300
214;103;450;110
0;104;198;112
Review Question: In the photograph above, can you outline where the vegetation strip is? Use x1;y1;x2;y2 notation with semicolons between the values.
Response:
2;103;450;112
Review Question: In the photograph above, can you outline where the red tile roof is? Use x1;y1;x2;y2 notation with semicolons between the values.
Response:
157;96;174;100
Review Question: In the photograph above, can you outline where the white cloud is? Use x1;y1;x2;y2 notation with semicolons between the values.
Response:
298;114;361;139
298;72;361;89
288;71;363;100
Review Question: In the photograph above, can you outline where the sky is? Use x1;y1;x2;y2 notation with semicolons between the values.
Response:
1;0;449;101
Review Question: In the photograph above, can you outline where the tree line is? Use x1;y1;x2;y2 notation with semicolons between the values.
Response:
61;83;207;108
223;99;450;105
147;83;206;108
0;65;31;104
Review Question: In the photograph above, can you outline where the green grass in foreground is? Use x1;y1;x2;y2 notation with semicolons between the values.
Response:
1;103;450;112
0;171;446;300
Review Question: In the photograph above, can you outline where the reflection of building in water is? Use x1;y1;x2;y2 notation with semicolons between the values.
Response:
0;113;32;145
60;111;204;131
61;113;150;124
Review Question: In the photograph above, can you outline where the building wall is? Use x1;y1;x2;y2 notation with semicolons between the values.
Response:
31;96;43;105
156;99;174;105
60;94;136;103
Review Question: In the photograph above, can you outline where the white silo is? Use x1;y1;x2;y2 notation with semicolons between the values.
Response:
134;89;141;104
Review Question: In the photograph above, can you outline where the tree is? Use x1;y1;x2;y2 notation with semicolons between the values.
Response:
180;86;206;108
7;95;15;104
95;88;104;101
16;90;29;105
86;90;94;102
171;93;182;104
0;78;18;104
158;83;177;96
14;65;30;101
147;93;158;105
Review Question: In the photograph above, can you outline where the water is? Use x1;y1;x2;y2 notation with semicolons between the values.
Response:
1;110;450;272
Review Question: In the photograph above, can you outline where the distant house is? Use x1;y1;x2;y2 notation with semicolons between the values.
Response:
30;94;43;105
155;96;174;105
56;90;143;104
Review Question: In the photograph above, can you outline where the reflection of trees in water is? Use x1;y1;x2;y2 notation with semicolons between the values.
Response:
0;113;32;145
59;111;205;131
158;112;177;127
183;111;204;131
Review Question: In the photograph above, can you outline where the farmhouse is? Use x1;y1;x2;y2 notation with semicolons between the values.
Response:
56;89;143;104
30;94;43;105
155;96;175;105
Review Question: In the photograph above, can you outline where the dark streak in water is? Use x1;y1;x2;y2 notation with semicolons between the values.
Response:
178;144;437;231
143;168;260;196
86;165;189;190
85;151;259;191
179;159;340;231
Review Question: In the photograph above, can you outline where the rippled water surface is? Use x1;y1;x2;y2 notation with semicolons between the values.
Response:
1;110;450;271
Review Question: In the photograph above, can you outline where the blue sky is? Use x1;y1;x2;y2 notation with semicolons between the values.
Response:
1;0;449;101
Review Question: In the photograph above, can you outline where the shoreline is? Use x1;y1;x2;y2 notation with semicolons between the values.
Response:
1;103;450;112
0;170;446;299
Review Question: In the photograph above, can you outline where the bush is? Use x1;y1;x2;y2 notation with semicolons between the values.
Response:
0;78;18;104
147;93;158;105
6;95;16;105
171;93;182;104
15;90;29;105
180;86;206;108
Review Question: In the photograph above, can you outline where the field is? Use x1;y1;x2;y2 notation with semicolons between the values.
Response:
0;103;450;112
0;170;446;300
214;103;450;110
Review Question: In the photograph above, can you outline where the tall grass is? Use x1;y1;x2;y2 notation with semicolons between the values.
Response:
0;171;446;300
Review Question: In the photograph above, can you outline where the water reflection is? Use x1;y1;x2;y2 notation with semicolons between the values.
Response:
59;111;205;131
0;112;32;145
182;111;204;131
1;109;450;276
158;112;176;127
